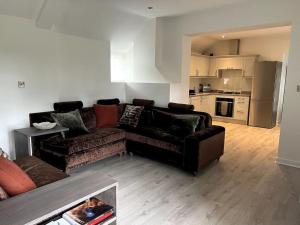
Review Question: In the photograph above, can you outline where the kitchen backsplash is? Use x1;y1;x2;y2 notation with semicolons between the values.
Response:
190;70;252;92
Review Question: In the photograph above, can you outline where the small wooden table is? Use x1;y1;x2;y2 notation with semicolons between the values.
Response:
14;126;69;159
0;172;118;225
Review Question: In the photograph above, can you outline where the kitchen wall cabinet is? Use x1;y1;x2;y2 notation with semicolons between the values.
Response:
242;57;257;77
233;96;250;121
190;55;210;77
215;57;243;70
189;55;258;78
208;58;218;77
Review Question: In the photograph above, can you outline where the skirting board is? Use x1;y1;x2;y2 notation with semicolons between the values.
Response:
276;157;300;169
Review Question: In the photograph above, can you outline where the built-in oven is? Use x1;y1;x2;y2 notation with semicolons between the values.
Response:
215;97;234;118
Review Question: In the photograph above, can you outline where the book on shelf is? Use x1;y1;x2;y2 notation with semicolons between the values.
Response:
46;218;70;225
62;197;114;225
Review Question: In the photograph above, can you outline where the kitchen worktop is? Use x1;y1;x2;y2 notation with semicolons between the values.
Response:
189;91;251;97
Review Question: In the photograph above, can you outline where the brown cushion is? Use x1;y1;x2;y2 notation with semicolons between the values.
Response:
94;104;118;128
14;156;68;187
0;157;36;196
42;128;126;155
0;186;8;201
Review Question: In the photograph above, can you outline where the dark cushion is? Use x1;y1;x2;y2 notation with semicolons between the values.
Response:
51;110;89;138
119;105;144;128
132;99;155;107
14;156;68;188
123;126;183;146
42;128;126;155
187;125;225;141
126;132;182;153
80;108;96;130
195;115;206;131
153;107;210;130
138;109;154;127
152;109;173;129
168;102;194;112
169;114;200;137
53;101;83;113
97;98;120;105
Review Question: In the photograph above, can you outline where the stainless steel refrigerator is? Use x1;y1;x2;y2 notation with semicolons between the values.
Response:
249;61;282;128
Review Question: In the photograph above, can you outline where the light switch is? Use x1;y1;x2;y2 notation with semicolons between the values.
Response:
18;81;25;88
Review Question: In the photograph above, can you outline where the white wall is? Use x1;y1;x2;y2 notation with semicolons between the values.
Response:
111;19;168;84
0;15;125;158
240;33;291;61
155;0;300;168
125;83;170;107
131;19;167;83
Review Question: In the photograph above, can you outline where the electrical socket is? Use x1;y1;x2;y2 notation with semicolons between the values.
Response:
18;81;25;88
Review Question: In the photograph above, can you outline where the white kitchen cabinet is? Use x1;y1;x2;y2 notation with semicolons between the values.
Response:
189;55;210;77
190;96;201;111
215;57;243;70
242;56;257;77
234;96;250;121
199;95;210;114
208;58;218;77
190;95;215;116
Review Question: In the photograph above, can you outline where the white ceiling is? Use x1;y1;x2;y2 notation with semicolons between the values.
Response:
0;0;40;19
0;0;251;20
0;0;252;50
192;26;291;51
105;0;250;18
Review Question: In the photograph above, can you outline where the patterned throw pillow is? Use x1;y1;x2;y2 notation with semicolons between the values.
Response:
119;105;144;128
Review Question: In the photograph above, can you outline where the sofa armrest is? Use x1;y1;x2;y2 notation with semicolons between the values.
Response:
183;125;225;173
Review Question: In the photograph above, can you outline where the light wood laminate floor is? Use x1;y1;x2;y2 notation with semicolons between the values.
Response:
72;122;300;225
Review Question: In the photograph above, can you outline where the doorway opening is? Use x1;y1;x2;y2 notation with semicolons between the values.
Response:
188;25;291;159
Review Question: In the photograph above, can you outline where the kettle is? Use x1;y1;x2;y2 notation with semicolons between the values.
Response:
203;84;211;92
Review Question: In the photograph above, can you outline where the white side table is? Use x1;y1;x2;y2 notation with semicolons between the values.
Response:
14;126;69;159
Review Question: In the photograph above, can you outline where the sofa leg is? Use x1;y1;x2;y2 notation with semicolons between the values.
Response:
193;171;198;176
216;157;221;161
129;152;134;157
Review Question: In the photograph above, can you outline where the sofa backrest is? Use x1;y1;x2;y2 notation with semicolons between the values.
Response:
30;99;123;129
53;101;83;113
29;99;212;130
132;99;155;108
97;98;120;105
153;106;212;129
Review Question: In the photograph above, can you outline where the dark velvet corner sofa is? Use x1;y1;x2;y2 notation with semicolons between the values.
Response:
29;99;126;173
29;99;225;175
122;99;225;174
